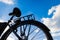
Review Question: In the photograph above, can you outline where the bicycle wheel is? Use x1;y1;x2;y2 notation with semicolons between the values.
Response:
1;20;53;40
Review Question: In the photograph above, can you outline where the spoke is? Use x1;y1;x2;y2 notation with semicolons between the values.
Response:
23;25;24;32
24;25;27;32
20;26;23;36
23;24;27;36
27;25;31;38
38;34;45;39
13;31;22;40
33;33;44;40
31;30;40;40
29;28;37;35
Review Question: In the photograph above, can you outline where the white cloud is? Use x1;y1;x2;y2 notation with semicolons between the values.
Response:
52;32;60;37
0;16;7;22
0;0;14;5
41;4;60;38
48;6;56;15
0;19;4;22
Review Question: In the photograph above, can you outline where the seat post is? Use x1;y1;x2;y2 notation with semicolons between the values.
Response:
8;16;14;23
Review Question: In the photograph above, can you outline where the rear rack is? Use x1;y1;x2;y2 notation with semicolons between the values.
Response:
20;14;35;21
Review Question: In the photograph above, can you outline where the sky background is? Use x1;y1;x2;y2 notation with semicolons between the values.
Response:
0;0;60;40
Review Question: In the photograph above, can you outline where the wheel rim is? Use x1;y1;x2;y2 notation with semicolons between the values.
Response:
1;20;53;40
7;25;47;40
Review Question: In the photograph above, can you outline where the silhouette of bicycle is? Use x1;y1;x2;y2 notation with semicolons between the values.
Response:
0;7;53;40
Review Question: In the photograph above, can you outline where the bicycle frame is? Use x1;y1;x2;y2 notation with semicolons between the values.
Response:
0;14;35;38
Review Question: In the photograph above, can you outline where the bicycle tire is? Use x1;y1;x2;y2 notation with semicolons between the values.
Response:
1;20;53;40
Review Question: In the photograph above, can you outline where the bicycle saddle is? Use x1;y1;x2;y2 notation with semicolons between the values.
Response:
9;7;21;17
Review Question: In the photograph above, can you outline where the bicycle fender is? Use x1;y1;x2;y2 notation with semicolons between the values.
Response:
20;20;50;32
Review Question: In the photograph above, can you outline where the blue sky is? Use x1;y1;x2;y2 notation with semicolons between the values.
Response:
0;0;60;40
0;0;60;20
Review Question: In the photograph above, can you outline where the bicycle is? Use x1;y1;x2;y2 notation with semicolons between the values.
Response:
0;7;53;40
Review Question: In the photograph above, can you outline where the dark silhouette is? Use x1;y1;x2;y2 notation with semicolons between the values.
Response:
9;7;21;17
0;7;53;40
